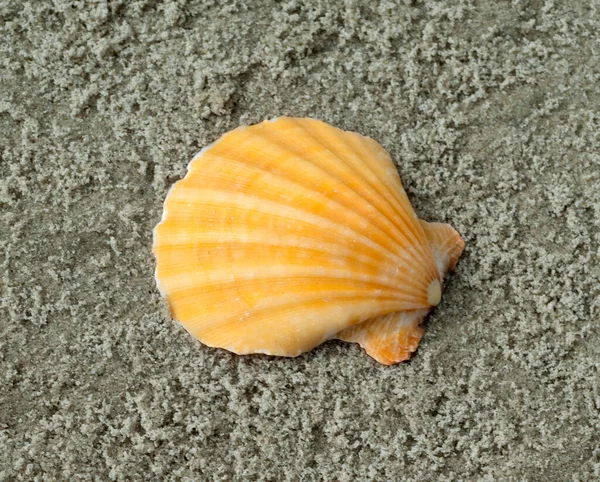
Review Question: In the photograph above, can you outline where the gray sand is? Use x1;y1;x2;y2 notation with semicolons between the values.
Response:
1;1;599;480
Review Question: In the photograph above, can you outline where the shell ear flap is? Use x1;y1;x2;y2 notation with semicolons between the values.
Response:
336;309;429;365
419;221;465;278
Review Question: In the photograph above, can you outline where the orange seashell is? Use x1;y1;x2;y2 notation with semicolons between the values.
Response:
153;117;464;365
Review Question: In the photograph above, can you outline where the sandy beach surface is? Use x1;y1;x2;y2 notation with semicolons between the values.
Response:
1;1;599;480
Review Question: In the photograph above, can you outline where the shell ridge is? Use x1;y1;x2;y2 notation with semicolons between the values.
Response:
156;239;421;288
248;120;434;279
286;118;422;246
164;188;433;291
305;120;415;225
199;296;420;353
308;122;438;280
341;132;435;259
159;272;429;308
285;118;438;282
238;125;421;254
174;291;424;330
183;152;415;262
177;153;430;275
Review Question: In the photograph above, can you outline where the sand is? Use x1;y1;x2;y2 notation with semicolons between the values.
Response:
1;1;599;480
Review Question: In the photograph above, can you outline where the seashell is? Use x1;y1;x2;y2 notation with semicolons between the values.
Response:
153;117;464;365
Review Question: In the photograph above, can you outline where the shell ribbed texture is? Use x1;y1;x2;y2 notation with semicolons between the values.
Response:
153;117;443;357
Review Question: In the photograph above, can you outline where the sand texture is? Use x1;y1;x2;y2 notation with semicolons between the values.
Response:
1;1;599;481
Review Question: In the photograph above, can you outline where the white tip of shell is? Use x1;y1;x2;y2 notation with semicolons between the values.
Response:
427;279;442;306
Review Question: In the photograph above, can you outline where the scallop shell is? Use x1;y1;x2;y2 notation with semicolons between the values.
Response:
153;117;464;365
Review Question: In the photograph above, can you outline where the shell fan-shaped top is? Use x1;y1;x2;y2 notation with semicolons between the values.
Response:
153;117;464;365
